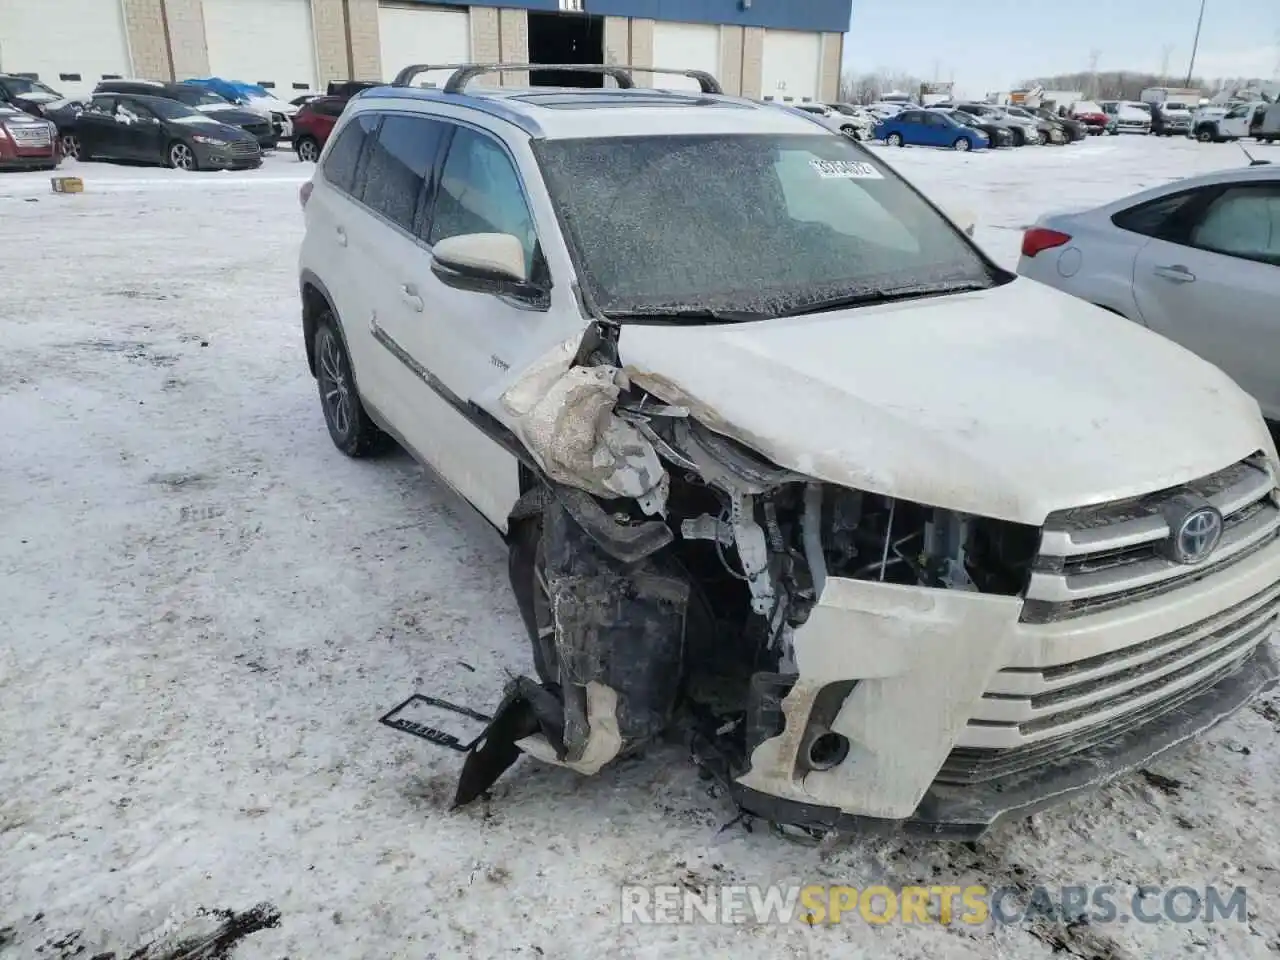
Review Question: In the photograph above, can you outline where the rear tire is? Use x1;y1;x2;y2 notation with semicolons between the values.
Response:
312;315;394;458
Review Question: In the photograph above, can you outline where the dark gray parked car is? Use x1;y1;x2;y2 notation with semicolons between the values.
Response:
51;93;262;171
93;80;277;149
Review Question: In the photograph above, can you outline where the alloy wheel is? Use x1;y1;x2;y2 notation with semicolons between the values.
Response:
318;330;353;441
170;142;195;170
60;134;81;160
297;138;320;162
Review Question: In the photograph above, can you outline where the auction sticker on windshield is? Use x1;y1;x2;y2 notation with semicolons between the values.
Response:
809;159;884;179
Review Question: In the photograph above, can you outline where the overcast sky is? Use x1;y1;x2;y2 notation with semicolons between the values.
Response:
842;0;1278;98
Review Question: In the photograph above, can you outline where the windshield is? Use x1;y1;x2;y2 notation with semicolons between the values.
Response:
3;77;59;96
173;87;228;107
948;111;978;126
534;133;1000;319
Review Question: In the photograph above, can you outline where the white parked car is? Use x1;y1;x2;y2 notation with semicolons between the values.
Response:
299;63;1280;840
787;101;870;139
1114;101;1153;134
1017;164;1280;416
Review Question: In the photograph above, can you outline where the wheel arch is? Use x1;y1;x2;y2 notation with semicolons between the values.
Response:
299;269;342;379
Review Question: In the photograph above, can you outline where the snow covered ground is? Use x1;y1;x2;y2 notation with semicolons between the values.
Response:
2;136;1279;960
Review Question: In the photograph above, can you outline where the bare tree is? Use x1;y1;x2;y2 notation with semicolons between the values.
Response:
1026;70;1209;100
838;69;923;104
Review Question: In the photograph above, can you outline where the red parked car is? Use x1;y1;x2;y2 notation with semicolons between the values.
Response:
292;96;348;162
0;105;59;171
1067;100;1110;135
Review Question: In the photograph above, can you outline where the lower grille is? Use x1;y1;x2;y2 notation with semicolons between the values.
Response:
939;644;1272;784
947;578;1280;767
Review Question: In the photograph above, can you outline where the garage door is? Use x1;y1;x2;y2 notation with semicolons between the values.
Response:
378;3;470;89
0;0;131;97
651;22;719;92
204;0;318;95
761;29;822;102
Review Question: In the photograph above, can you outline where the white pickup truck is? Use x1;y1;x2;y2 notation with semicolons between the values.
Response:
1192;102;1262;142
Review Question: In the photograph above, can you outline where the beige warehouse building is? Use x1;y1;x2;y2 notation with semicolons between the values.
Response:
0;0;847;101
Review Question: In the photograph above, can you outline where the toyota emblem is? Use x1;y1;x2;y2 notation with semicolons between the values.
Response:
1168;502;1224;564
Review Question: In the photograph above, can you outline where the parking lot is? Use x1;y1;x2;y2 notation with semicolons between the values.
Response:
2;134;1279;959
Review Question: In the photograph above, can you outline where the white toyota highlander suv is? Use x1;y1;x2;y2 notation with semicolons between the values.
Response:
298;62;1280;840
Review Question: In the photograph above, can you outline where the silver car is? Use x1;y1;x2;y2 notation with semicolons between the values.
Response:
1016;164;1280;416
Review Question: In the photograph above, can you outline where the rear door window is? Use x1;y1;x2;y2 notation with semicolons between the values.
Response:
360;113;448;233
323;113;377;196
1110;189;1205;239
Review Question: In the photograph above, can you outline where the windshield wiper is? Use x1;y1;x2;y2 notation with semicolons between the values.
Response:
603;308;767;325
776;281;992;318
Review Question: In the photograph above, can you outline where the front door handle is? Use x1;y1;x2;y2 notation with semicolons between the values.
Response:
400;284;424;312
1153;263;1195;283
335;226;347;248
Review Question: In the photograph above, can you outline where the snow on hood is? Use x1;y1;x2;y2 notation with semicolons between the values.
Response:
244;96;296;116
617;278;1271;525
172;114;224;126
14;91;60;104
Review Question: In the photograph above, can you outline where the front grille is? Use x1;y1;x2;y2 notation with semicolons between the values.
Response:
1022;455;1279;622
942;456;1280;774
7;125;52;146
229;140;261;158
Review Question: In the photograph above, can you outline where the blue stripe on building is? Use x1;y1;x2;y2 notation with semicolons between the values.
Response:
392;1;852;34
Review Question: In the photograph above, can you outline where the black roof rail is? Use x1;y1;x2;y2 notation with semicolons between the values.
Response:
390;62;723;96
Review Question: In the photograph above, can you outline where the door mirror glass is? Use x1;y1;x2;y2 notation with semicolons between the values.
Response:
431;233;543;299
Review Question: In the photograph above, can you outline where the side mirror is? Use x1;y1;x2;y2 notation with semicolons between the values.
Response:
431;233;544;301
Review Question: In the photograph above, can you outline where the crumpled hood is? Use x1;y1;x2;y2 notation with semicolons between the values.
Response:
619;278;1273;525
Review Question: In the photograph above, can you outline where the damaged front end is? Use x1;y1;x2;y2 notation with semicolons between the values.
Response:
408;320;1280;842
443;327;1054;836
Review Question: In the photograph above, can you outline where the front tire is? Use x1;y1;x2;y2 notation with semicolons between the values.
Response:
312;316;393;458
1196;126;1216;143
167;141;197;171
295;136;321;163
886;132;903;147
952;136;970;151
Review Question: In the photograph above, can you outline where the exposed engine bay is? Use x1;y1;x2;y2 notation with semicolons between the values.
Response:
442;323;1044;832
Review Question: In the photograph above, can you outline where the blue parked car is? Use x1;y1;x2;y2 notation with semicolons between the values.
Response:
182;78;298;139
874;107;989;151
